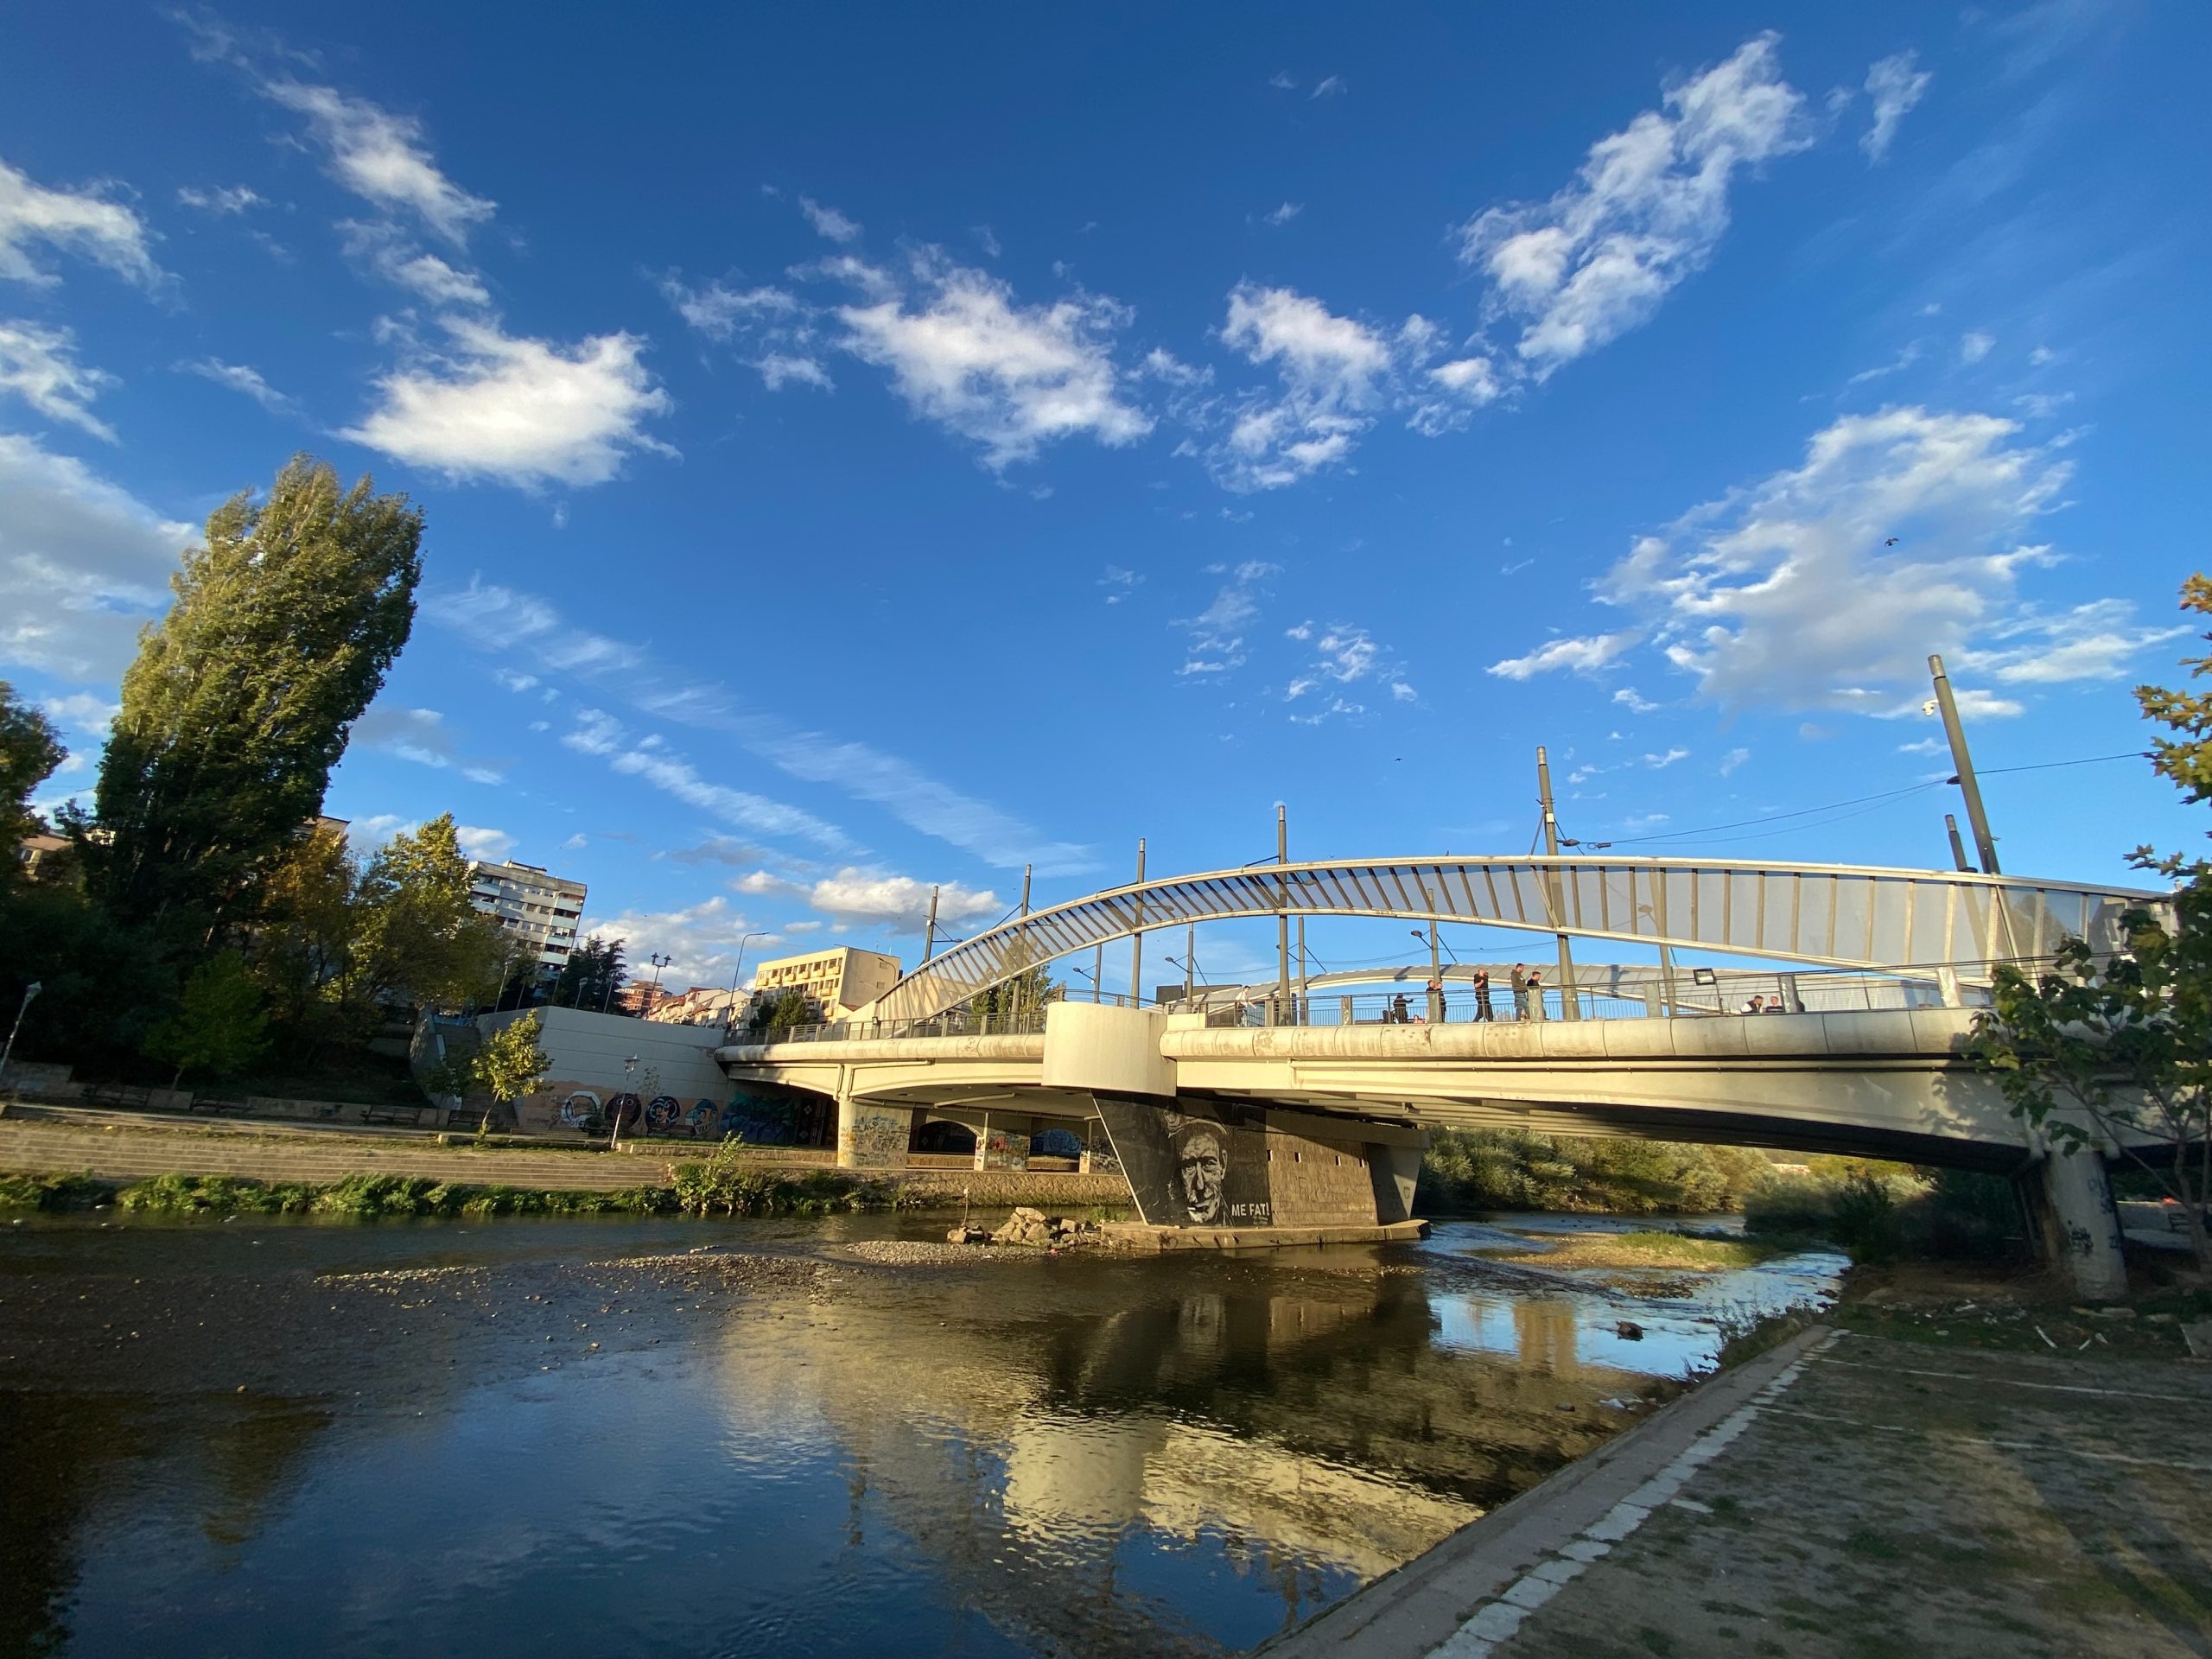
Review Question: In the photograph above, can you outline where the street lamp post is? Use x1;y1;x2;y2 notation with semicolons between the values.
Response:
726;931;766;1036
2;981;42;1084
613;1054;639;1150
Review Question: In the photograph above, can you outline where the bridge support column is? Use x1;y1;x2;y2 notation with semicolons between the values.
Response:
975;1112;1030;1171
836;1096;913;1170
2031;1149;2127;1301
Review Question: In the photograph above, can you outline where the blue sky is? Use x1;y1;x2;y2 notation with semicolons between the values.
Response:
3;3;2206;993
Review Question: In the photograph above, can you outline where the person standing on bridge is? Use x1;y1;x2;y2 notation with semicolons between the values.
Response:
1473;969;1494;1022
1510;964;1530;1020
1525;970;1545;1020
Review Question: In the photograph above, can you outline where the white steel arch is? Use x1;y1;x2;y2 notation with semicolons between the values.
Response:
868;855;2167;1023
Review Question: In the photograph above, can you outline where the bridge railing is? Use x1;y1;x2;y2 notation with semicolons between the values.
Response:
724;958;2050;1047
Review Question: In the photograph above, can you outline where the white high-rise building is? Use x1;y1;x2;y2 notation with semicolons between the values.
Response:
466;859;587;979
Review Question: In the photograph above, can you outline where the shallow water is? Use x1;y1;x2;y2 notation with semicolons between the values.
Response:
0;1211;1842;1657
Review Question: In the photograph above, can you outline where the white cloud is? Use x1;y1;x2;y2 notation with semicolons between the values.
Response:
343;221;491;307
1580;404;2173;716
176;184;262;215
264;79;494;244
1719;747;1750;775
0;156;161;288
429;580;1096;873
756;352;831;391
40;691;118;734
1458;34;1808;376
1173;560;1277;676
836;253;1151;467
1612;686;1659;714
179;357;297;416
1845;341;1922;388
1311;75;1346;99
344;315;672;487
1260;201;1304;227
799;197;862;243
1861;50;1932;162
1098;564;1141;604
455;824;514;861
661;276;801;340
352;703;503;783
0;433;190;682
1214;283;1392;489
0;320;116;439
1643;747;1689;769
491;667;539;695
563;709;854;852
804;868;998;931
574;894;772;991
1288;696;1364;727
1959;331;1995;365
1486;631;1638;680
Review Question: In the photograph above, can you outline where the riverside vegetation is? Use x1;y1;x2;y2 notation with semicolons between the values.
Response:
0;1155;929;1219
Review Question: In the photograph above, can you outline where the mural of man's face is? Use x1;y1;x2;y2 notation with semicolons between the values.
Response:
1177;1128;1227;1224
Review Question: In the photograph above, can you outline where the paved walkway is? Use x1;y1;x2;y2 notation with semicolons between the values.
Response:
0;1109;1129;1206
1270;1325;2212;1658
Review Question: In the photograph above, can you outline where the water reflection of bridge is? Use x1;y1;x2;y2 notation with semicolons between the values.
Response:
703;1254;1665;1649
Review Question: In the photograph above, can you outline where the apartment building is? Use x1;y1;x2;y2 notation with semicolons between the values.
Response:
644;985;753;1027
752;946;902;1018
466;859;588;979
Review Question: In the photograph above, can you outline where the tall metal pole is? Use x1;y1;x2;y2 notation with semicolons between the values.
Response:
1129;839;1146;1007
1535;746;1580;1020
1428;912;1444;1024
1017;863;1034;1027
1929;654;2000;874
1184;922;1195;1003
1296;917;1308;1027
921;885;940;966
1093;943;1103;1003
1944;814;1974;874
1276;804;1291;1027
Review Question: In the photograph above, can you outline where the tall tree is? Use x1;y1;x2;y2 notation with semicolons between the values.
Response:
1970;575;2212;1270
74;455;423;937
249;819;363;1051
351;814;505;1015
554;934;628;1012
144;950;269;1088
0;682;65;883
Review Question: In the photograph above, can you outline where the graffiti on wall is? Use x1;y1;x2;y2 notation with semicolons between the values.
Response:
840;1104;911;1168
1093;1096;1273;1228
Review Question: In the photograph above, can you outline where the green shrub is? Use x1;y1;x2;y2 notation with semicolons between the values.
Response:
118;1173;318;1214
0;1170;116;1210
1743;1161;2025;1262
1421;1128;1773;1215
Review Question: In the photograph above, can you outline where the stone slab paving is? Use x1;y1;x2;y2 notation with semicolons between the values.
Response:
1274;1325;2212;1659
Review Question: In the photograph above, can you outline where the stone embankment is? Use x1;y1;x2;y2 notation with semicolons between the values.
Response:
0;1108;1128;1210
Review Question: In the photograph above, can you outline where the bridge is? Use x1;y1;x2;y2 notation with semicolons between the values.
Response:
718;853;2171;1295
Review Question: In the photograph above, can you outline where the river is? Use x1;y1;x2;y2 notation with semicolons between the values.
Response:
0;1211;1844;1657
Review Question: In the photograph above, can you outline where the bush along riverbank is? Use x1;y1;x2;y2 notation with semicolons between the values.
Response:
1421;1128;1774;1216
1743;1157;2026;1264
1;1164;929;1219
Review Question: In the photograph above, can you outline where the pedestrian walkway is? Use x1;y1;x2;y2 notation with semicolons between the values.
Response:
1268;1325;2212;1658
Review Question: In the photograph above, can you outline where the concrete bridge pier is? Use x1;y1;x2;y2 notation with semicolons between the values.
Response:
2027;1147;2128;1301
836;1091;914;1171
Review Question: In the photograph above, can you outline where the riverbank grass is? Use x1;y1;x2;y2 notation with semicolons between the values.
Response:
1476;1229;1788;1271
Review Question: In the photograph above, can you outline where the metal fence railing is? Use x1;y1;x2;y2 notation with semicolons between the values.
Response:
722;958;2043;1047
